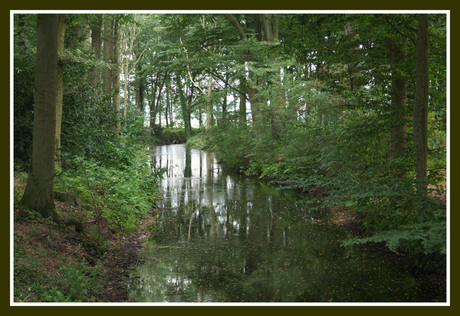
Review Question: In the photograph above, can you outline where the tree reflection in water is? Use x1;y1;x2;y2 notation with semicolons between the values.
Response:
128;145;444;303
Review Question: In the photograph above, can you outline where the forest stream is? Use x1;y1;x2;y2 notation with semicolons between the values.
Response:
127;144;445;303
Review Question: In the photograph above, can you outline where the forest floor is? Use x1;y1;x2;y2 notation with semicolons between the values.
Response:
13;175;153;302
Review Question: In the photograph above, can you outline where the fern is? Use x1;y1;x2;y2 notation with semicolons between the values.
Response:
341;220;446;255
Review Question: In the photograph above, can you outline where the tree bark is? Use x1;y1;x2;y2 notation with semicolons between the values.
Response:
135;63;145;113
112;18;121;132
55;14;66;169
20;14;60;220
175;74;191;139
387;36;408;177
239;74;247;124
413;15;429;196
149;73;160;132
221;69;228;124
154;72;167;129
262;14;279;42
206;72;213;130
227;14;246;40
122;55;129;126
121;24;136;126
165;78;170;127
90;15;102;88
102;15;113;107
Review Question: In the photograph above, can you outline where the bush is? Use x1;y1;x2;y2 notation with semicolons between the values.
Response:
56;140;161;232
208;124;254;172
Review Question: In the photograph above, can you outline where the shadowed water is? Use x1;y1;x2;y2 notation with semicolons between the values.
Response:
128;144;445;303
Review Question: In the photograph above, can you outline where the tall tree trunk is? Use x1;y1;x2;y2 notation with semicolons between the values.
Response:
155;73;167;129
239;74;247;124
186;83;193;136
387;37;408;177
221;69;228;124
90;15;102;89
134;51;145;113
149;73;160;132
175;74;191;139
206;72;213;130
122;56;129;127
262;14;279;42
413;15;430;196
165;78;170;127
55;14;66;170
20;14;60;220
112;19;120;132
157;72;168;128
102;15;113;107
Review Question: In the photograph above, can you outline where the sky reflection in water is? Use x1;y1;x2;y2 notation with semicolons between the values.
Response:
128;144;444;303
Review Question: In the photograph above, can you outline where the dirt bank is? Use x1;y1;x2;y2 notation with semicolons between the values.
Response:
13;175;153;302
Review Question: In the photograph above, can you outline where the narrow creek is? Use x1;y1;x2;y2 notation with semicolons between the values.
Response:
128;144;444;303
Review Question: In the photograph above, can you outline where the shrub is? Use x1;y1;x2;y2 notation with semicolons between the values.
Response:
55;141;161;232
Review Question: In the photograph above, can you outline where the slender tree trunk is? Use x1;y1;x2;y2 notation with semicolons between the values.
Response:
165;79;170;127
221;69;228;123
137;76;145;113
227;14;246;40
169;91;174;127
413;15;430;196
55;14;66;169
239;74;247;124
157;71;168;128
176;74;191;139
150;73;160;132
135;57;145;113
20;14;60;220
90;15;102;89
121;24;137;127
122;57;129;127
102;15;113;107
112;19;121;132
206;72;213;130
186;83;193;136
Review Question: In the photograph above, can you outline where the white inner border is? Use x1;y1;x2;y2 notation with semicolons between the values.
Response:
10;9;450;307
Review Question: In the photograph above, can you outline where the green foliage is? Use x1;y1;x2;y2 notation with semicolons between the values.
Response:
186;132;209;149
45;257;104;302
207;124;254;172
200;44;446;255
14;235;104;302
56;141;161;232
342;219;446;256
60;99;121;169
13;35;35;171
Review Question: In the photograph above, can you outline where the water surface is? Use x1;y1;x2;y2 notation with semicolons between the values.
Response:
128;144;444;303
